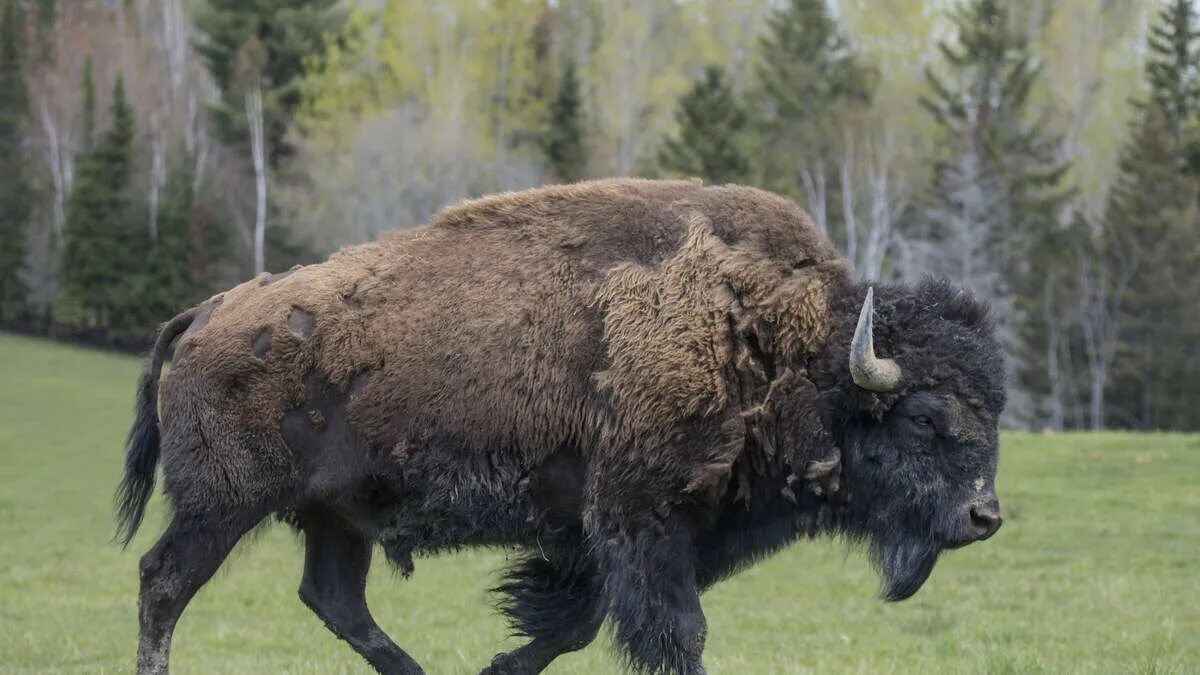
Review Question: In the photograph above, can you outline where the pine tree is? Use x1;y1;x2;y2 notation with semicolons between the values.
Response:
1102;1;1200;430
1146;0;1199;148
542;61;585;183
193;0;345;165
80;56;95;155
0;0;30;322
194;0;343;275
748;0;875;231
921;0;1071;251
919;0;1071;425
116;161;200;339
58;74;139;336
1105;107;1199;430
754;0;872;128
658;66;749;184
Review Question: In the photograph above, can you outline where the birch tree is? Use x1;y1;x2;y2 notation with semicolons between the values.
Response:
246;85;266;275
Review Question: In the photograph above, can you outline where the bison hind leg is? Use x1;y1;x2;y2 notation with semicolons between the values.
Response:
484;547;605;674
136;506;268;674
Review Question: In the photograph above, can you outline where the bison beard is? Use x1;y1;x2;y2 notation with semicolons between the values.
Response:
841;437;944;603
114;179;1005;675
876;539;941;602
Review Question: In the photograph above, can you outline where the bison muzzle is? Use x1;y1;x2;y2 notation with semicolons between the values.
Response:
114;178;1006;674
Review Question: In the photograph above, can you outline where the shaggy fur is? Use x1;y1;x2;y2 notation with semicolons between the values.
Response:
116;178;1005;675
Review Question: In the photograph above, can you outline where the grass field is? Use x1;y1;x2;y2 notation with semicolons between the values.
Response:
0;331;1197;674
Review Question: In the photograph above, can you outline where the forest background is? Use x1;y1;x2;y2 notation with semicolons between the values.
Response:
1;0;1197;432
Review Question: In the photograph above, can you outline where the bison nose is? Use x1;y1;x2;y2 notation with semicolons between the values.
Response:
968;498;1003;541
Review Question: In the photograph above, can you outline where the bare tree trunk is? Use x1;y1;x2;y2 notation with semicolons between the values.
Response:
246;85;267;276
841;136;858;270
1075;237;1136;431
800;160;828;237
148;115;165;246
1043;273;1064;432
863;158;885;279
38;98;69;242
857;130;908;281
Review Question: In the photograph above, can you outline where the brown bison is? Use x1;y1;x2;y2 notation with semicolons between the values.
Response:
116;178;1005;674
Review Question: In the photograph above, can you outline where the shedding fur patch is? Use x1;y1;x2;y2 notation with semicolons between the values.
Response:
591;208;848;508
287;307;315;340
596;211;842;436
594;218;730;426
251;326;273;359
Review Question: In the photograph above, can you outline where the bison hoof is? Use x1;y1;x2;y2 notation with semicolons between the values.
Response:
480;652;525;675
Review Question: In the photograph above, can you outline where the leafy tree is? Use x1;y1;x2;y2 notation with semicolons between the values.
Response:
542;60;585;183
57;74;139;337
0;0;30;321
658;66;748;184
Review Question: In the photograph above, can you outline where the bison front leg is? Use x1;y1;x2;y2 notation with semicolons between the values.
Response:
594;510;708;675
484;548;606;674
296;507;424;674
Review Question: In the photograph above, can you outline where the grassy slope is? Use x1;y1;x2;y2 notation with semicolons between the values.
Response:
0;331;1196;674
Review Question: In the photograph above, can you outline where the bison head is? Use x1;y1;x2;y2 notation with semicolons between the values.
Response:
818;280;1005;601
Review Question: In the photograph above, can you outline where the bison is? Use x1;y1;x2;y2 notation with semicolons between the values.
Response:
116;178;1005;674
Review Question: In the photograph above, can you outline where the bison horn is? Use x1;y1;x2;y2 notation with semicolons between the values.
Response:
849;287;901;392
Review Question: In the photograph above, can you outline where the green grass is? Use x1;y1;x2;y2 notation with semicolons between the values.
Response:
1;331;1197;674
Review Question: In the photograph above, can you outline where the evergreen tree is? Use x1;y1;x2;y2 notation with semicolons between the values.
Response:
34;0;53;28
748;0;875;232
194;0;343;275
658;66;749;184
193;0;345;165
755;0;872;128
1101;2;1200;430
58;74;139;337
0;0;30;321
116;162;201;338
921;0;1071;255
1146;0;1199;148
542;61;585;183
80;56;95;155
1105;107;1200;430
919;0;1071;425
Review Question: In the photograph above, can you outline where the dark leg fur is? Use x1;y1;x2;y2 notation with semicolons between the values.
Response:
136;508;263;674
297;508;424;674
596;512;708;675
486;550;605;674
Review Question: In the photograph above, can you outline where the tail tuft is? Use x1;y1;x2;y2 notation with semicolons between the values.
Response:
114;368;162;547
113;307;197;548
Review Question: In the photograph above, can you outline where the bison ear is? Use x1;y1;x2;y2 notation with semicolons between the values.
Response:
849;287;901;392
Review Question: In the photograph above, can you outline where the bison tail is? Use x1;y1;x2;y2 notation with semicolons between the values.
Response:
114;307;198;548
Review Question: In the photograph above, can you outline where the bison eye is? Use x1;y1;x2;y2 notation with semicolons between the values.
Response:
911;415;934;427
